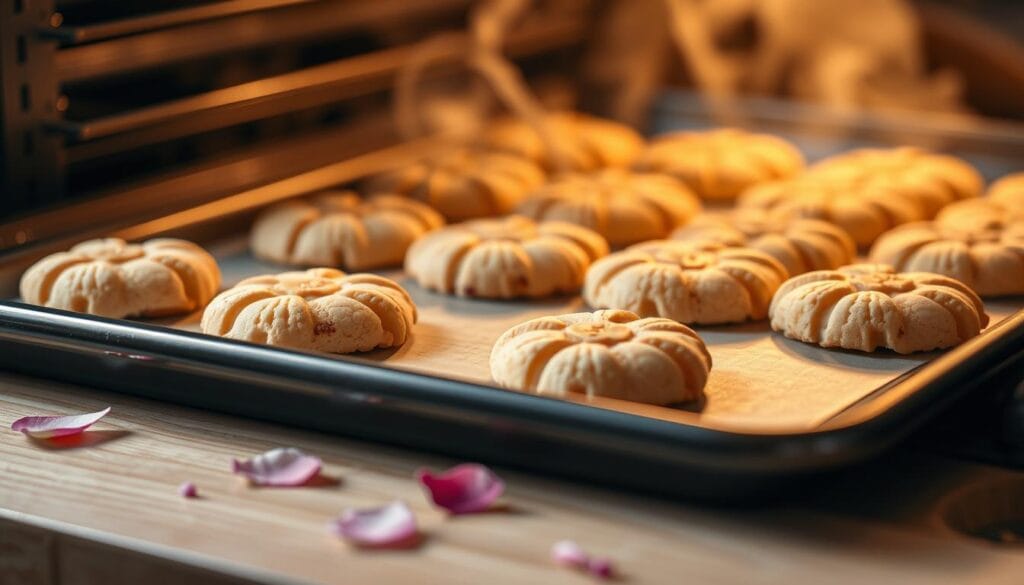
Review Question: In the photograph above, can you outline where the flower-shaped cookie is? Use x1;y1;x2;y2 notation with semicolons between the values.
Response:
583;240;789;324
405;216;609;299
670;209;856;276
806;147;983;218
633;128;804;200
769;264;988;354
516;170;702;247
200;268;416;353
250;192;443;270
490;309;711;405
20;238;221;318
366;148;544;221
870;210;1024;297
989;172;1024;210
482;112;644;172
738;176;924;248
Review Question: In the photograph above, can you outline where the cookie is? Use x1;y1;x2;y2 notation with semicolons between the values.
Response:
769;264;987;354
988;172;1024;210
633;128;804;200
482;112;644;172
405;215;608;299
516;170;702;247
20;238;221;318
200;268;415;353
870;206;1024;297
583;240;789;324
671;209;856;275
250;192;443;270
366;148;544;221
489;309;711;405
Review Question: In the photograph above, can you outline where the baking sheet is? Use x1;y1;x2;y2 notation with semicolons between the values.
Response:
162;236;1023;434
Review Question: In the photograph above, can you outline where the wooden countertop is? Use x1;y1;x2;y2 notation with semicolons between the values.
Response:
2;372;1023;585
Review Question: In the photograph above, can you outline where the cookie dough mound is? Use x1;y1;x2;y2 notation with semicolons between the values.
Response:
633;128;804;200
516;170;702;247
366;148;544;221
250;192;443;270
583;240;789;324
482;112;643;173
20;238;221;318
769;264;988;354
738;176;925;248
405;215;608;299
489;309;711;405
200;268;416;353
807;147;983;217
870;212;1024;297
671;209;856;275
988;172;1024;210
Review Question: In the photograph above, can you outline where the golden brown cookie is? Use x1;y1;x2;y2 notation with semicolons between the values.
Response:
583;240;789;324
490;309;711;405
671;209;856;275
20;238;221;318
405;215;609;299
988;172;1024;210
871;205;1024;297
633;128;804;200
516;170;701;247
770;264;987;353
200;268;415;353
482;112;644;173
250;192;443;270
366;148;544;221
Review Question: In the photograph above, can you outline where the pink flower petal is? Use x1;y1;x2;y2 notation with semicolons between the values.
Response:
178;482;198;498
231;447;321;486
587;557;615;579
551;540;590;568
330;501;418;547
416;463;504;514
11;407;111;439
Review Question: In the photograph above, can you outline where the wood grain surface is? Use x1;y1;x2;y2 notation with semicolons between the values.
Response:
2;373;1024;584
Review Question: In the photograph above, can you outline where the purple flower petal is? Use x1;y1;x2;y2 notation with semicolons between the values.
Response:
551;540;589;568
416;463;504;514
11;407;111;439
231;447;321;486
178;481;198;498
587;557;615;579
330;501;418;547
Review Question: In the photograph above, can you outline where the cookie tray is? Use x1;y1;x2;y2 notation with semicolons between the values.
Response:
2;110;1024;501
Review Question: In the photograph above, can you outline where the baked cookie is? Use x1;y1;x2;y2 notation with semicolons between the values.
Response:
671;209;856;275
806;147;983;217
482;112;644;172
769;264;987;354
516;170;702;247
935;198;1024;231
489;309;711;405
20;238;221;318
366;148;544;221
988;172;1024;210
870;210;1024;297
738;176;924;248
250;192;443;270
405;215;608;299
200;268;415;353
633;128;804;200
583;240;789;324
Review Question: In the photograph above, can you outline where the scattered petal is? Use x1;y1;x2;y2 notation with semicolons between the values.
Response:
551;540;589;568
178;482;198;498
587;557;615;579
231;447;321;486
416;463;504;514
330;501;418;547
11;407;111;439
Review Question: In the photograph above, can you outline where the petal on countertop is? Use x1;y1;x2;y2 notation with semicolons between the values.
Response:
551;540;589;568
11;407;111;439
231;447;322;486
330;501;419;548
415;463;505;514
178;481;198;498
